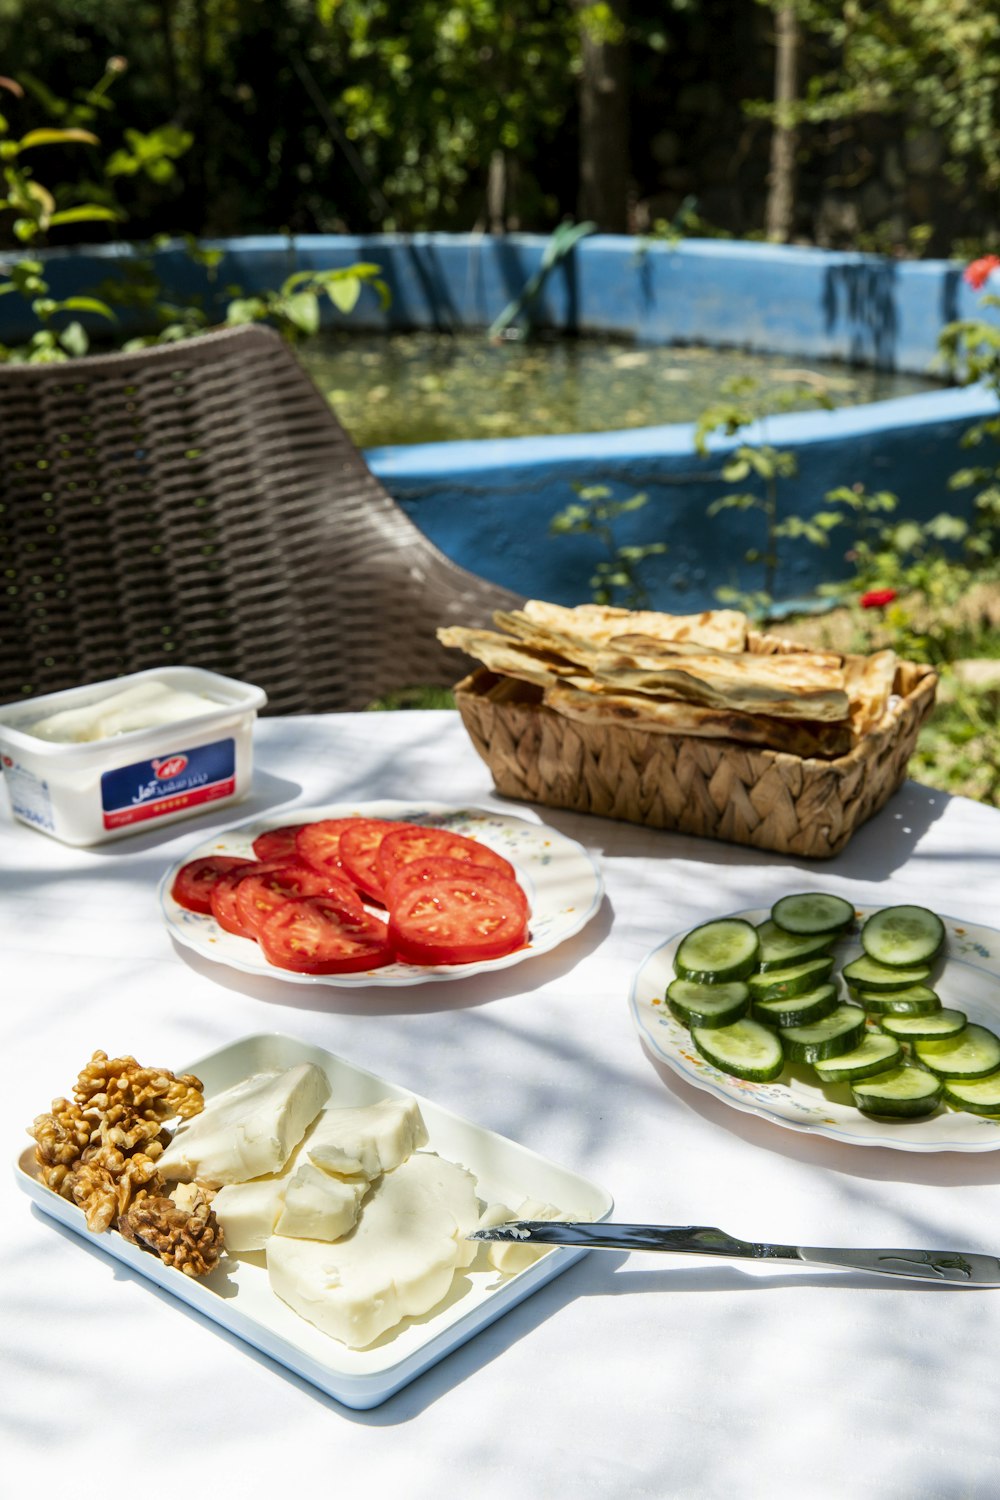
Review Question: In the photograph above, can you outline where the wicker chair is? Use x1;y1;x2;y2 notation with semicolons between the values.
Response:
0;324;523;714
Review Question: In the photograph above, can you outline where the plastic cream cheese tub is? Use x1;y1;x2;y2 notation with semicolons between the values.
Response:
0;666;267;846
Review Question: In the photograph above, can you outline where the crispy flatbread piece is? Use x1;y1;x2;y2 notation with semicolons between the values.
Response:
543;683;853;759
843;649;897;738
519;600;749;652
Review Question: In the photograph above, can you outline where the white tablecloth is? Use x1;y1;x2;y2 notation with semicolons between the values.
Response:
4;710;1000;1499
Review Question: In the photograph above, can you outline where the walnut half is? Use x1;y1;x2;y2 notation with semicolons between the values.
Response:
119;1189;225;1278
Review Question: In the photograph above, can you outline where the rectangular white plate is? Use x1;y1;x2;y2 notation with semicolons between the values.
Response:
15;1032;613;1409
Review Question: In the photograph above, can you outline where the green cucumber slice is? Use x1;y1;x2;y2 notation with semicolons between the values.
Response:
813;1032;902;1083
914;1024;1000;1080
851;1065;943;1118
752;982;839;1029
666;978;750;1029
755;920;834;972
674;919;760;983
779;1004;867;1063
879;1009;968;1041
942;1075;1000;1116
691;1018;784;1082
771;892;855;936
861;905;946;969
842;955;932;992
856;985;941;1017
748;954;836;1002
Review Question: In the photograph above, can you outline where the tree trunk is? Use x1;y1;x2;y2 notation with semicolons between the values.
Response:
765;4;799;242
577;1;629;232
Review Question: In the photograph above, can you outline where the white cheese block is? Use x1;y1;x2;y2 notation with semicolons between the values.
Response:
211;1175;289;1252
305;1097;428;1179
276;1163;368;1241
157;1064;330;1186
480;1197;572;1274
29;680;221;743
266;1152;481;1347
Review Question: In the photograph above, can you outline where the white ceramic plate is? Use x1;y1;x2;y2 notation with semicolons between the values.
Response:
630;906;1000;1153
16;1032;613;1409
159;800;603;986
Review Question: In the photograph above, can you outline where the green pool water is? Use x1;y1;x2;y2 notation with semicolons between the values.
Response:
297;330;943;448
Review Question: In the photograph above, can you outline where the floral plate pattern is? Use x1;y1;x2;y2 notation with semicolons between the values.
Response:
630;906;1000;1152
160;800;603;986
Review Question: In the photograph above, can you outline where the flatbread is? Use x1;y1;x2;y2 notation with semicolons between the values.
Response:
437;627;588;690
542;683;853;759
519;600;749;652
843;649;897;738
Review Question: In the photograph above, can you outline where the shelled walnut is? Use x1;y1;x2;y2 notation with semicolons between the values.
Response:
27;1050;222;1278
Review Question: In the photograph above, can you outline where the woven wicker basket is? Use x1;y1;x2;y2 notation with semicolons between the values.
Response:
454;633;938;860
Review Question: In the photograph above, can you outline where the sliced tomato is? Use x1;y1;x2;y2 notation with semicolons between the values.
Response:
259;896;395;975
208;859;303;937
387;872;529;966
383;854;528;919
252;824;308;863
294;818;367;878
376;824;517;887
337;818;414;903
171;856;257;915
235;864;363;936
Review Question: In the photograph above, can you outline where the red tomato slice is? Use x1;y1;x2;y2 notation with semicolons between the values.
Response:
387;873;529;966
236;864;363;936
171;856;257;915
208;859;305;937
294;818;367;878
383;854;528;919
376;824;517;887
259;896;395;975
252;825;308;862
337;818;415;903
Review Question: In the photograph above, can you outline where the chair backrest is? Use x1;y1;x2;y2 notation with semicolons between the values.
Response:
0;324;523;713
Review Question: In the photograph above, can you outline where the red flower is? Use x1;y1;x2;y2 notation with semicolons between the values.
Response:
860;588;897;610
964;255;1000;291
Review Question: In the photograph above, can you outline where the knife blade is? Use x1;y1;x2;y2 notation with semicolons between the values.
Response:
466;1222;1000;1286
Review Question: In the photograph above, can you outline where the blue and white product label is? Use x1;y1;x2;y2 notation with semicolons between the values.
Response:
101;737;237;829
1;754;56;831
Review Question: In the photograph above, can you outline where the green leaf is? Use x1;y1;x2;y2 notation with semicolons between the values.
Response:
17;127;99;150
55;296;117;321
47;205;121;226
58;321;88;357
327;276;361;314
280;291;321;335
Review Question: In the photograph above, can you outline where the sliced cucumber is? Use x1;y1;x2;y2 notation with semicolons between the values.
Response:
879;1009;968;1041
748;954;836;1003
666;978;750;1030
842;954;932;992
779;1004;867;1063
813;1031;902;1083
851;1065;943;1118
691;1018;784;1082
771;892;855;937
855;984;941;1017
942;1074;1000;1116
674;919;760;983
861;905;946;969
914;1024;1000;1080
755;920;834;972
753;982;839;1029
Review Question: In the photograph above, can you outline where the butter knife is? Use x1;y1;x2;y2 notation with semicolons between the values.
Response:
467;1222;1000;1286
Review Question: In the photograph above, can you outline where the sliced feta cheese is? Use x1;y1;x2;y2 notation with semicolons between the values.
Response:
266;1151;481;1347
211;1175;290;1252
481;1197;572;1275
157;1063;330;1186
304;1097;428;1180
275;1163;368;1241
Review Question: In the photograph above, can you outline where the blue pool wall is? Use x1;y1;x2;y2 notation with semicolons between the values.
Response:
6;233;999;611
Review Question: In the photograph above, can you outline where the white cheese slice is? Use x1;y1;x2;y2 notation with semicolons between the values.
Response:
29;680;221;743
481;1197;572;1274
275;1163;368;1241
211;1175;289;1252
266;1151;481;1347
304;1097;428;1179
157;1063;330;1186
